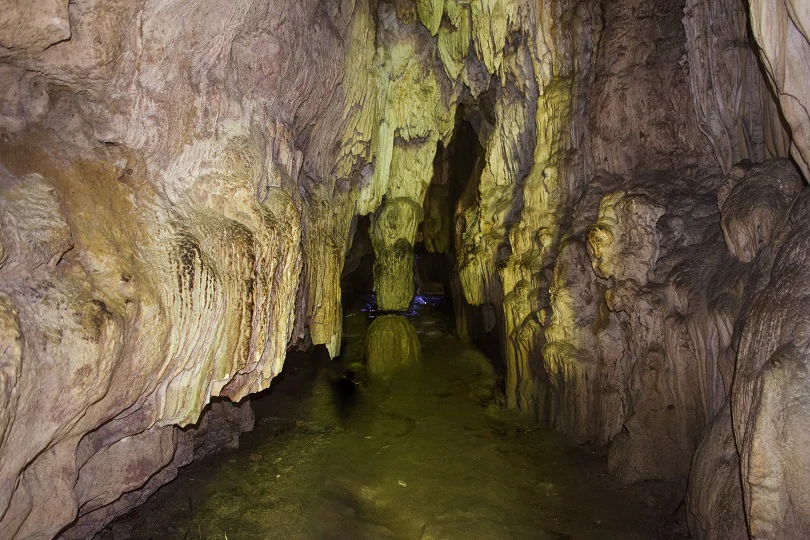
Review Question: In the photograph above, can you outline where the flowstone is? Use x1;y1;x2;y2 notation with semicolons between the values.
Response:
365;315;421;378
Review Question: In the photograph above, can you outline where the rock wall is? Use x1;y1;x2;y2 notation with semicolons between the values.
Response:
0;0;371;536
683;0;790;173
432;0;810;536
3;0;810;538
685;2;810;537
0;0;602;535
749;1;810;179
685;159;805;538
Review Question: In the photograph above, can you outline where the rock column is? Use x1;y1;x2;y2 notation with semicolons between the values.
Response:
371;197;423;311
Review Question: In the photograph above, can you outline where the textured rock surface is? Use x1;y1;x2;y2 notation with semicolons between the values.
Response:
749;1;810;179
371;197;423;310
683;0;790;173
570;169;732;483
60;399;253;540
730;182;810;537
0;0;369;536
2;0;810;537
722;8;810;531
588;0;715;175
365;315;422;378
686;405;747;540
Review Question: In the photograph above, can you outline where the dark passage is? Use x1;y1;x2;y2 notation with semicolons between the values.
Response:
103;298;682;539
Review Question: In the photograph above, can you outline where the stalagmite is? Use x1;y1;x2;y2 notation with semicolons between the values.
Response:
3;0;810;537
365;315;422;378
371;197;424;311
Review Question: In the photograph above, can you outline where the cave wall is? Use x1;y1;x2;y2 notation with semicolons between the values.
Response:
3;0;810;538
0;0;370;536
683;0;791;173
749;1;810;179
689;4;810;537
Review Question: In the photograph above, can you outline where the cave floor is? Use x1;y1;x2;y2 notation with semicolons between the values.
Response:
103;301;684;540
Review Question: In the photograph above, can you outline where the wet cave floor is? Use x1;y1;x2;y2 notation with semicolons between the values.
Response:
104;299;685;540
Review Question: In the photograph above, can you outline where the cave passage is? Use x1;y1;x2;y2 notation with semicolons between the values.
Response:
103;109;679;540
7;0;810;536
104;298;677;539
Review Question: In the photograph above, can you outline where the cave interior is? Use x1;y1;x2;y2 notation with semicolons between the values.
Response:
1;0;810;539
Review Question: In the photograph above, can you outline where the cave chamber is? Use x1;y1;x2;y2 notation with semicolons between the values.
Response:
2;0;810;539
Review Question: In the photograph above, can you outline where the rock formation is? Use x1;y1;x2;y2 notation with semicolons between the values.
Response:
371;197;423;310
2;0;810;538
365;315;422;378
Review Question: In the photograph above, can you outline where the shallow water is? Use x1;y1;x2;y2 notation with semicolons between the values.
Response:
103;300;683;540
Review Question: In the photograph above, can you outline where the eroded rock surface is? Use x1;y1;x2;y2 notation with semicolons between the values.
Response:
2;0;810;537
683;0;790;173
371;198;423;311
365;315;422;378
0;0;369;535
749;1;810;178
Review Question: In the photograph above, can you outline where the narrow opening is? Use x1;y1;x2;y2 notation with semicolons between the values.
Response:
438;108;505;378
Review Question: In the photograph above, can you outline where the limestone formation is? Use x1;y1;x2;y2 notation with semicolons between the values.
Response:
365;315;422;378
578;172;730;483
683;0;791;173
2;0;810;537
730;188;810;538
0;0;368;535
686;405;747;540
717;159;803;263
749;1;810;178
371;198;423;310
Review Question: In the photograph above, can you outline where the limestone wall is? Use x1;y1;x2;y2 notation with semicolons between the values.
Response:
3;0;810;537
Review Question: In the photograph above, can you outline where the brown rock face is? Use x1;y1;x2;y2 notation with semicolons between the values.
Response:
588;0;716;174
683;0;790;173
749;1;810;178
2;0;810;537
0;0;363;536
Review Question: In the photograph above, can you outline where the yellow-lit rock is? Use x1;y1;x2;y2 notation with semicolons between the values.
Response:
365;315;422;378
2;0;810;537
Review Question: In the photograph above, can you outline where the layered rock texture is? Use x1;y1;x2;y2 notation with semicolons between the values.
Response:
0;0;367;536
365;315;422;378
2;0;810;538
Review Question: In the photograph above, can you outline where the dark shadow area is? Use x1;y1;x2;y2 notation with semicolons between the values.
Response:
249;346;333;423
429;107;506;380
341;214;375;298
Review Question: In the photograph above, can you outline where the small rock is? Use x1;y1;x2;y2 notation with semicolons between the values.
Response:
249;453;263;462
397;480;407;487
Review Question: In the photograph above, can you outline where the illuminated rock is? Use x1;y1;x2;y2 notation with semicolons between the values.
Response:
0;0;368;536
365;315;421;378
749;0;810;178
2;0;810;537
371;198;423;311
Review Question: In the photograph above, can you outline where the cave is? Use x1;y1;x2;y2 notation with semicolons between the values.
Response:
2;0;810;538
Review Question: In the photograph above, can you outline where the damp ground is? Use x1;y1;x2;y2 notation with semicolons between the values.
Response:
102;298;687;540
